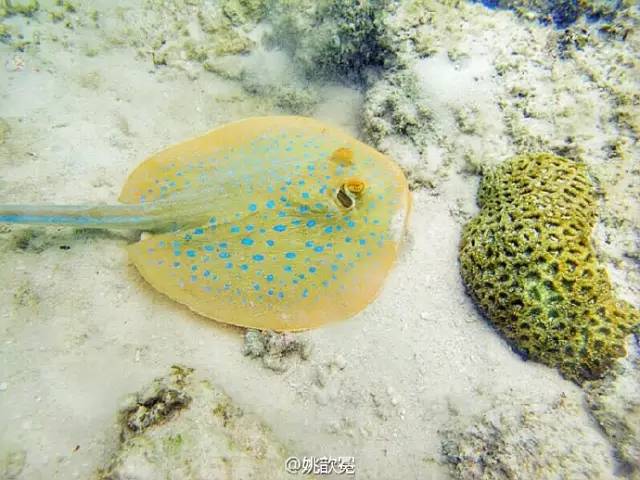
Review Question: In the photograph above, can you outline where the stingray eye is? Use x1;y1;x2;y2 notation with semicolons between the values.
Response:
345;178;365;195
335;177;366;209
329;147;354;166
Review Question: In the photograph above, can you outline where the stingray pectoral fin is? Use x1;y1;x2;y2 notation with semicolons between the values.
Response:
118;116;357;204
126;225;400;331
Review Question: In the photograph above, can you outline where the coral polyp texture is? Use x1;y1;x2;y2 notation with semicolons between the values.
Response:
459;153;639;383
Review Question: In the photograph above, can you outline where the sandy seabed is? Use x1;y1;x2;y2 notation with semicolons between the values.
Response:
0;1;639;479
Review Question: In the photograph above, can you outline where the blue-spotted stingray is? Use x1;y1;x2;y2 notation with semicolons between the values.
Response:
0;116;410;330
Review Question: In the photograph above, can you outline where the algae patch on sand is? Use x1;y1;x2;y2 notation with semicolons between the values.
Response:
459;153;639;383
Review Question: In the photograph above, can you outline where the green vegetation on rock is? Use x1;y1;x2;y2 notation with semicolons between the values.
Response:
220;0;267;25
459;153;639;383
268;0;395;82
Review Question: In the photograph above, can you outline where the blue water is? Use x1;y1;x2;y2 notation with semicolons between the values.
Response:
473;0;623;28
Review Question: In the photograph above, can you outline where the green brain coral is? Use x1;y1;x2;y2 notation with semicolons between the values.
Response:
459;153;639;383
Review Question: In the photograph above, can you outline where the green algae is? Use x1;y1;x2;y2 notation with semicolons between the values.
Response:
0;0;39;17
267;0;396;82
459;153;639;383
0;118;9;144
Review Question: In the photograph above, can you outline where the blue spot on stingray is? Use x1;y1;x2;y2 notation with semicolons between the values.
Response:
194;228;204;235
191;275;197;282
174;250;181;257
203;270;211;277
225;262;233;269
186;250;196;258
240;264;249;271
278;292;284;299
253;254;265;261
248;203;257;212
324;226;333;234
266;274;274;282
266;239;275;247
347;220;356;228
359;239;367;245
306;220;317;228
299;205;309;213
305;240;314;248
241;238;254;246
191;265;198;272
285;252;296;259
314;246;324;253
173;261;181;268
278;211;287;218
268;289;274;296
246;225;255;232
219;242;228;249
209;217;217;225
273;224;287;232
266;200;276;209
284;265;292;272
204;245;214;252
302;192;310;199
309;266;317;273
230;226;241;233
219;251;230;259
345;237;352;243
253;283;260;291
184;234;192;241
302;289;309;298
331;264;338;272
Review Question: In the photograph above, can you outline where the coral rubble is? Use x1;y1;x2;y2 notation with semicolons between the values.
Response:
441;395;614;479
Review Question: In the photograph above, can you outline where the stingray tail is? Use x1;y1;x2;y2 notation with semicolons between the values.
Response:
0;203;162;230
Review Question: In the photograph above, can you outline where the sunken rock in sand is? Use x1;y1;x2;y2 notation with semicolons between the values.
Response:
100;366;289;480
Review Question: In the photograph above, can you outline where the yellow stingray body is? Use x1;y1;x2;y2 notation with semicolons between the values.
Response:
2;116;411;331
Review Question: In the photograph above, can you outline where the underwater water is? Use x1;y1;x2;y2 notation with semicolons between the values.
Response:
0;1;639;479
